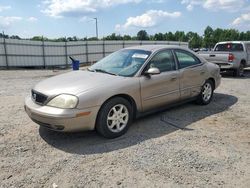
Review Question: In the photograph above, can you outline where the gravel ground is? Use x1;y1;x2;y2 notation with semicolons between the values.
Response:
0;69;250;188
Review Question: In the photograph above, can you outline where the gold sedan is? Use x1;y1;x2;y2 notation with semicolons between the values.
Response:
25;45;221;138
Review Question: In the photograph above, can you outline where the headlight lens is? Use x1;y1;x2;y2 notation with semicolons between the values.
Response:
47;94;78;109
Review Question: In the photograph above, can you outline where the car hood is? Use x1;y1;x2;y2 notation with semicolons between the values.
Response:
33;70;126;96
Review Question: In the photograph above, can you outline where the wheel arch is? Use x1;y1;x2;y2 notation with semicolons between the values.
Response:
241;59;246;67
95;94;138;129
207;77;215;90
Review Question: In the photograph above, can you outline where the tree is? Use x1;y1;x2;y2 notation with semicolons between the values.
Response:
174;31;187;42
104;33;123;40
213;28;224;44
165;32;175;41
123;35;132;40
87;37;98;41
186;32;202;48
137;30;149;40
10;35;21;40
0;33;9;38
31;36;48;41
203;26;214;48
2;26;250;45
154;33;164;41
190;33;202;48
67;37;73;41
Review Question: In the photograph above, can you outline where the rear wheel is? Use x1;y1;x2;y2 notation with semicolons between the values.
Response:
96;97;133;138
233;63;244;77
196;79;214;105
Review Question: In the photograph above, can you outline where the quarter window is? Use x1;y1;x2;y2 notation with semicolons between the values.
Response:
148;50;176;72
175;50;201;69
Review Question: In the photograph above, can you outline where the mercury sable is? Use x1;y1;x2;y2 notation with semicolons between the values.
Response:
25;45;221;138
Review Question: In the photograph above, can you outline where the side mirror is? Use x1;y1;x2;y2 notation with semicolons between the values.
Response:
145;67;161;75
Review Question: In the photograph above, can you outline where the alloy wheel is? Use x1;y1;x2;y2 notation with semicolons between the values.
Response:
202;83;212;102
107;104;129;133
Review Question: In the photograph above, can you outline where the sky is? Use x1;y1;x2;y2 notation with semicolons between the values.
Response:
0;0;250;38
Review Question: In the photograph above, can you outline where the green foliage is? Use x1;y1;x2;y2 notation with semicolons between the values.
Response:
103;33;123;40
137;30;149;40
187;32;203;48
1;26;250;49
31;36;48;41
203;26;214;48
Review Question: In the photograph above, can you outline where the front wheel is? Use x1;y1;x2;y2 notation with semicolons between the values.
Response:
196;80;214;105
96;97;133;138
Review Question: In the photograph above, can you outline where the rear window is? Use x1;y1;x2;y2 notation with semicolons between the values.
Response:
214;43;244;52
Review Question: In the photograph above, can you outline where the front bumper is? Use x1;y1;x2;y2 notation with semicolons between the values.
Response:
24;97;100;132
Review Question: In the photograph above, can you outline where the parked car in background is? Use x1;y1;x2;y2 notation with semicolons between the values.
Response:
199;48;209;51
25;45;221;138
197;41;250;77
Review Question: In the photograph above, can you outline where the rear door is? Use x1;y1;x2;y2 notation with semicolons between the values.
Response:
174;49;206;99
140;49;180;112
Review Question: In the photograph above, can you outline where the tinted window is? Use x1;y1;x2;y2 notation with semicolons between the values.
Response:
148;50;176;72
175;50;201;69
215;43;244;52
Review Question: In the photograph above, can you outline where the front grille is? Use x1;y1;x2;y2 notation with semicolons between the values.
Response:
31;90;48;105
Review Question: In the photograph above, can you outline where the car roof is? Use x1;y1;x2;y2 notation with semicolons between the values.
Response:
124;45;189;53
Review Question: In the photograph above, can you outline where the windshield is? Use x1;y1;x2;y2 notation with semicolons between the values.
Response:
88;49;151;77
214;43;244;52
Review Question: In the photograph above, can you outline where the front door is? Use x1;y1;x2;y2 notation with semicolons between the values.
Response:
140;50;180;112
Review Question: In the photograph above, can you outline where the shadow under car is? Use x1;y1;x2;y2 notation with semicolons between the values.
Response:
39;93;238;155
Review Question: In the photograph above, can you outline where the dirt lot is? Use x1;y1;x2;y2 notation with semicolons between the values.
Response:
0;69;250;188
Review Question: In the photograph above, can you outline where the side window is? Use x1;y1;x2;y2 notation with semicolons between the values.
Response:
148;50;176;72
175;50;201;69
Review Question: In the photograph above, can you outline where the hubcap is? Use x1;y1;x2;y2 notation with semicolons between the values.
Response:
202;83;212;102
107;104;129;133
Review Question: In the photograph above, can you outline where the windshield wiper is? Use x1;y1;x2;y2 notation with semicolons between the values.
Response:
89;68;117;76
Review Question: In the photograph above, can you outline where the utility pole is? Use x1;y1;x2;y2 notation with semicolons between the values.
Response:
94;18;98;39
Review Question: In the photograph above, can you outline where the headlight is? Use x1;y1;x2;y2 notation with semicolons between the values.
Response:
47;94;78;109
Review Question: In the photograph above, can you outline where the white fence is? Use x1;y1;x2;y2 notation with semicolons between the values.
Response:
0;38;188;68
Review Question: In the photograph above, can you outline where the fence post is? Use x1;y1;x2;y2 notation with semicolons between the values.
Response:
102;40;105;57
65;40;68;68
122;40;125;48
85;41;89;64
42;37;46;69
3;36;8;69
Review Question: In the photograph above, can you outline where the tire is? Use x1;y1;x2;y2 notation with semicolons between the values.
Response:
233;63;244;77
96;97;133;139
196;79;214;105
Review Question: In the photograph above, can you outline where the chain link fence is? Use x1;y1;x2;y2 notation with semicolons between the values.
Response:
0;38;188;69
